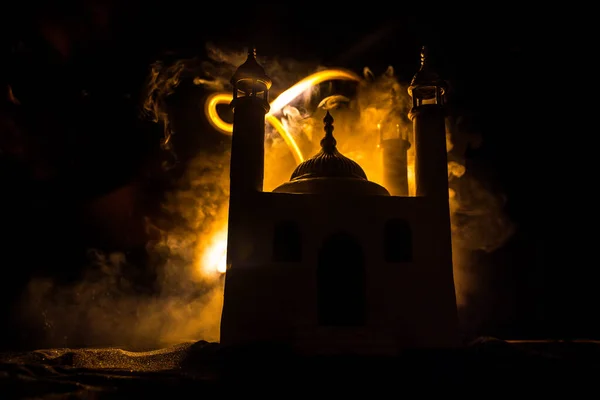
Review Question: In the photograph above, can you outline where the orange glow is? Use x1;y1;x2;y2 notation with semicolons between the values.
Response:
268;69;360;114
204;93;233;134
204;92;304;164
200;225;228;275
202;68;416;274
204;68;362;165
407;153;416;197
265;114;304;165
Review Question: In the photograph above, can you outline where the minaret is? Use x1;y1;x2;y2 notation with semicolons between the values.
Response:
408;46;449;203
408;46;459;344
227;47;272;265
380;121;411;196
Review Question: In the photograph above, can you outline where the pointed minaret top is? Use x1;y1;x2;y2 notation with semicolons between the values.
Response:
408;45;446;100
230;46;272;91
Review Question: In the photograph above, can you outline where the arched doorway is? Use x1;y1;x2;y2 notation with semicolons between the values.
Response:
317;232;366;326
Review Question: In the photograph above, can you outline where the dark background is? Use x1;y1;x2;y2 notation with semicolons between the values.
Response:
0;3;570;350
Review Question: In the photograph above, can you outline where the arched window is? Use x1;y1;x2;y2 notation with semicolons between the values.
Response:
384;218;413;262
317;232;366;326
272;220;302;262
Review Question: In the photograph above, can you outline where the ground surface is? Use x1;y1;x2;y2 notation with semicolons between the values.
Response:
1;337;598;398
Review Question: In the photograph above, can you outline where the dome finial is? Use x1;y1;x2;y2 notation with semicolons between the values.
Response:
320;111;337;152
286;109;370;182
420;45;428;68
248;45;257;59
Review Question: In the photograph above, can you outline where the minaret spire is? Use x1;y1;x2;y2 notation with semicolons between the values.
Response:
420;45;428;68
230;47;272;99
408;45;445;104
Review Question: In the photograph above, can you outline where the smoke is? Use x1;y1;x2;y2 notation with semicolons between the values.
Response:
20;147;230;349
194;44;516;325
446;114;516;316
18;154;229;348
18;42;514;349
19;46;234;350
22;248;224;349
